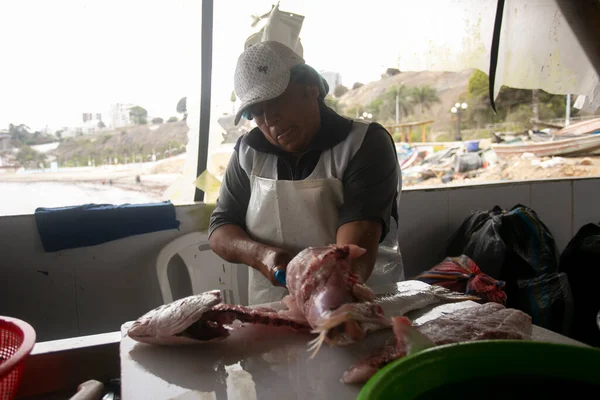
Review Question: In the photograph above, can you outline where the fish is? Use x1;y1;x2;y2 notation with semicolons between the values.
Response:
284;244;392;358
127;290;311;345
342;302;533;384
375;282;480;317
128;255;478;349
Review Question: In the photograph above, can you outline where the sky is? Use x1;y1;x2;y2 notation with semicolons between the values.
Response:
0;0;481;133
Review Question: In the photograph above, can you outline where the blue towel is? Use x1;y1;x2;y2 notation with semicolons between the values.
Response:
34;201;180;252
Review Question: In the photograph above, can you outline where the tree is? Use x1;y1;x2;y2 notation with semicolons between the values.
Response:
98;121;106;129
324;95;339;112
8;123;31;145
129;106;148;125
16;145;46;168
343;105;361;119
333;84;349;98
176;97;187;121
152;117;164;124
352;82;364;90
385;84;413;123
167;116;178;123
467;69;489;98
465;69;575;129
411;85;440;115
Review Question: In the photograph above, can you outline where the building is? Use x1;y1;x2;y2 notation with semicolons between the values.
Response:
55;127;77;138
320;70;343;95
78;112;105;135
109;103;134;129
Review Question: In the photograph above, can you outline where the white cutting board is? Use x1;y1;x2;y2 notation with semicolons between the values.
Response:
120;281;584;400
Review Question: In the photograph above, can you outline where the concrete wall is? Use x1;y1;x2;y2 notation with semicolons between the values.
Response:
1;178;598;341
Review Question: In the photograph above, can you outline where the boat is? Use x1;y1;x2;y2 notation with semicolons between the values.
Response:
553;117;600;137
400;149;421;169
491;134;600;157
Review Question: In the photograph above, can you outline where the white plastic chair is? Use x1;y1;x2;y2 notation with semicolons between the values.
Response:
156;232;240;305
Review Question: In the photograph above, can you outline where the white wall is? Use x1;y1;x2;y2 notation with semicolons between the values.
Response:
0;178;598;341
398;178;600;279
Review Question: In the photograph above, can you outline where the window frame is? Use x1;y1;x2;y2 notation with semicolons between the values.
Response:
194;0;214;203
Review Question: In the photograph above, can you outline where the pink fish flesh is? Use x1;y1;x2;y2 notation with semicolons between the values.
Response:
285;244;391;356
128;290;311;345
342;302;533;384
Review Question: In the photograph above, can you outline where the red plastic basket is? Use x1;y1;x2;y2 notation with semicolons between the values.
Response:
0;317;36;400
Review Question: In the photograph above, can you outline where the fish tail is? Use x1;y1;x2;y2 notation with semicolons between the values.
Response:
429;285;481;302
392;316;435;354
307;330;327;359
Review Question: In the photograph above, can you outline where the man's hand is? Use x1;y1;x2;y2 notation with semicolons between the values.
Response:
337;220;382;282
209;224;291;287
259;247;292;287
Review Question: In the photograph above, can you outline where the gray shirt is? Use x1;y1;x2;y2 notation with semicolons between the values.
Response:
208;104;400;243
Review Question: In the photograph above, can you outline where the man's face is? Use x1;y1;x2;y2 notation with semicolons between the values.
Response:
247;83;321;153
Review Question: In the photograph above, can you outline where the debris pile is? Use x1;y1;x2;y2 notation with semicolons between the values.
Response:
403;147;600;188
401;117;600;187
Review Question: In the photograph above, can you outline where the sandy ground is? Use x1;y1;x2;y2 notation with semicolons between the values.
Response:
3;148;599;195
0;181;167;216
407;154;600;187
0;154;187;197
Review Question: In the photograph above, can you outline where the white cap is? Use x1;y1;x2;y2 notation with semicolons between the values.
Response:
233;41;305;125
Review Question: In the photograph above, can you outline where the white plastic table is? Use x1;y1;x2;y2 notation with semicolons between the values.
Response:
120;282;586;400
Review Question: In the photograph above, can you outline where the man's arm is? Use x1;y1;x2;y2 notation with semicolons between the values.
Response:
337;123;400;282
209;224;289;287
208;144;289;286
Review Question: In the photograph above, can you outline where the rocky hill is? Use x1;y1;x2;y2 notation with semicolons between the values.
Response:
52;121;189;166
337;69;476;134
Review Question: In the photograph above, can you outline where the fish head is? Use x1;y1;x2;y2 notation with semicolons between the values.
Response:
128;290;223;343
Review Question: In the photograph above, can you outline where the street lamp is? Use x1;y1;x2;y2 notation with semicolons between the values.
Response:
450;102;468;141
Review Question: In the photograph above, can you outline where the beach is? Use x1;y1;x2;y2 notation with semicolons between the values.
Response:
0;155;186;216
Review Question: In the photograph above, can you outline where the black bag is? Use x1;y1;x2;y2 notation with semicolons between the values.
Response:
559;223;600;346
446;204;573;334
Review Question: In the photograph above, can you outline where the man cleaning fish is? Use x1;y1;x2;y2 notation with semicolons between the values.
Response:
208;40;405;305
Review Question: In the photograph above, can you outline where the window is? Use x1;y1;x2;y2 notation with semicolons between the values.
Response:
204;0;600;198
2;1;599;217
0;0;203;216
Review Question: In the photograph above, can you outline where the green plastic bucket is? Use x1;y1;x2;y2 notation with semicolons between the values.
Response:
358;340;600;400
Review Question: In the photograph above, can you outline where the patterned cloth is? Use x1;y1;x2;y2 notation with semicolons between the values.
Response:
416;255;507;304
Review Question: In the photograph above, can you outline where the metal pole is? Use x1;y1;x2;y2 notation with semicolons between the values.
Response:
194;0;214;202
395;87;399;125
456;110;462;141
566;94;571;126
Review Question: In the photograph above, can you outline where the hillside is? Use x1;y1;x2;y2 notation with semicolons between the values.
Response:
337;69;475;134
52;121;189;166
43;69;474;167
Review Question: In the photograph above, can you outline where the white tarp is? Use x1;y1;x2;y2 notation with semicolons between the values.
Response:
244;2;305;57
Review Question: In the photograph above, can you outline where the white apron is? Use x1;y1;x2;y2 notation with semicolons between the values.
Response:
239;120;405;305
